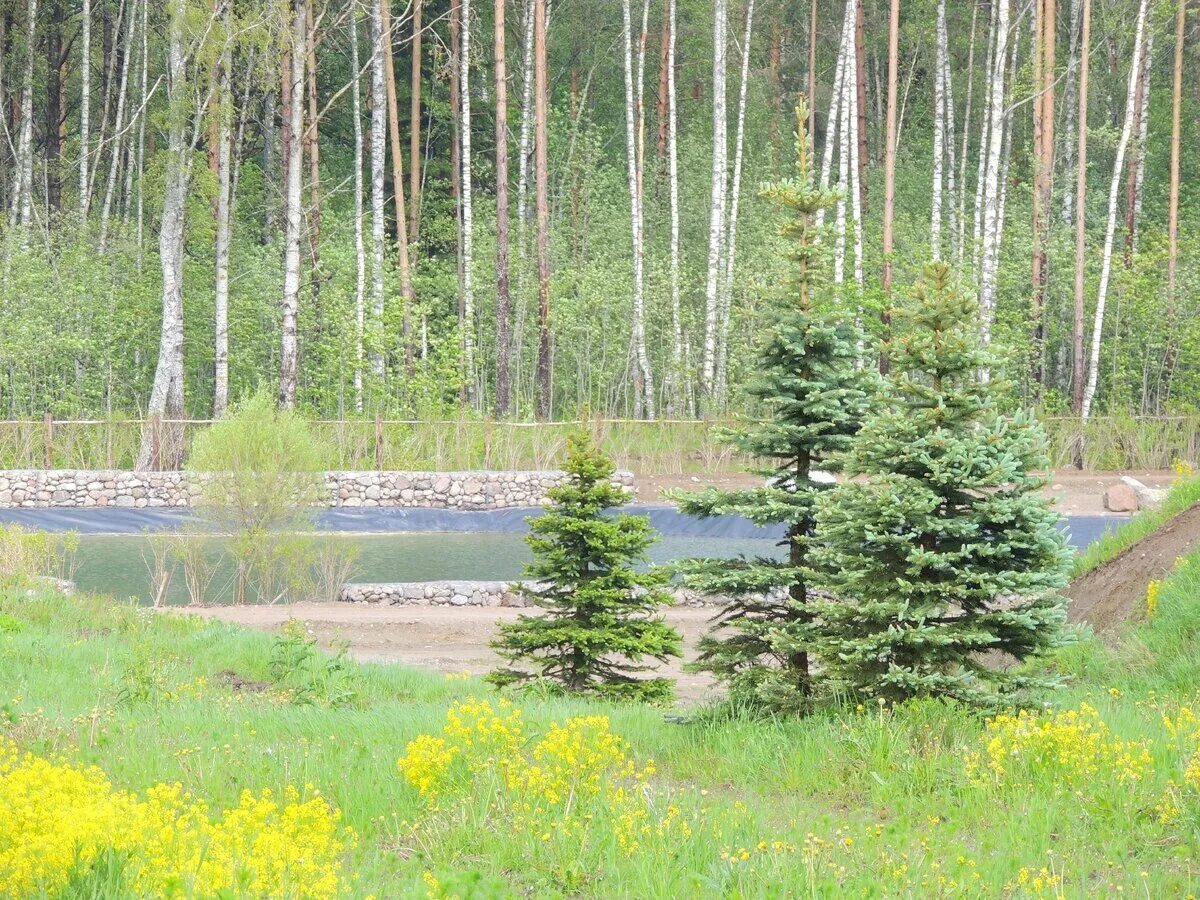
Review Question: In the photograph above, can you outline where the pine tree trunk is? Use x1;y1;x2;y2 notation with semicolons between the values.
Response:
137;1;188;471
516;0;535;273
409;0;422;242
656;0;670;166
495;0;512;417
304;0;322;313
1165;0;1184;399
808;0;817;140
701;0;727;400
350;0;366;412
1124;34;1151;263
79;0;91;223
1082;0;1148;419
369;0;387;380
1072;0;1091;419
279;0;306;410
213;0;232;418
533;0;551;420
1060;0;1081;224
379;0;415;374
1031;0;1056;391
880;0;899;372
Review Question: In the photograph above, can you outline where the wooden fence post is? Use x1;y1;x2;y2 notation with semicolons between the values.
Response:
42;412;53;469
374;413;384;471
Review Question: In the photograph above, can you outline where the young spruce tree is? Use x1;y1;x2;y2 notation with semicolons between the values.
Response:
488;431;682;703
804;264;1073;706
672;102;876;711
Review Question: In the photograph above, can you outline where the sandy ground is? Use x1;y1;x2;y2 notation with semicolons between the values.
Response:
179;603;722;704
635;468;1177;515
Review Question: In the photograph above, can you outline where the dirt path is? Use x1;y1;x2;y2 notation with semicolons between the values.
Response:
180;604;722;704
637;469;1175;515
1066;502;1200;631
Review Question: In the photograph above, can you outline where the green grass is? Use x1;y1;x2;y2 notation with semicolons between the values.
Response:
6;566;1200;896
1072;471;1200;577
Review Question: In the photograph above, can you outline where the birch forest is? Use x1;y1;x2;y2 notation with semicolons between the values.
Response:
0;0;1195;431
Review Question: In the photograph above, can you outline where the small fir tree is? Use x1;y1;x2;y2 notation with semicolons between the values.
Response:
672;102;876;711
488;431;682;703
804;264;1073;706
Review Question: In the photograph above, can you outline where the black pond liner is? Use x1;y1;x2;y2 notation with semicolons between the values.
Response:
0;505;1122;550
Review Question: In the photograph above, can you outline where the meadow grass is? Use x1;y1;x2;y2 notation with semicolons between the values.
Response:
5;565;1200;896
1072;471;1200;576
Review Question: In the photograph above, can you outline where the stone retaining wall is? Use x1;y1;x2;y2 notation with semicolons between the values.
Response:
339;580;718;607
0;469;634;510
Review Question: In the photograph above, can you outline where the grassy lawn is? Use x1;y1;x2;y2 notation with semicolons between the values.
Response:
4;563;1200;897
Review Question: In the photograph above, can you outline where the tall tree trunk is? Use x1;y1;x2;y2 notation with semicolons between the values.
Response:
978;0;1011;346
134;0;147;261
379;0;415;373
931;0;947;260
833;0;854;285
495;0;512;416
79;0;91;223
460;0;476;404
1165;0;1184;397
1060;0;1081;224
716;0;754;402
701;0;726;400
279;0;306;409
9;0;37;228
369;0;387;380
1031;0;1056;391
1082;0;1148;419
808;0;817;140
972;0;999;268
409;0;422;242
350;0;366;412
137;1;188;471
1124;34;1151;264
623;0;654;417
98;0;135;251
853;0;868;213
304;0;322;313
533;0;551;420
665;0;682;414
213;0;232;418
955;0;979;265
516;0;534;274
656;0;670;165
1071;0;1091;420
816;4;850;229
45;0;64;212
880;0;899;373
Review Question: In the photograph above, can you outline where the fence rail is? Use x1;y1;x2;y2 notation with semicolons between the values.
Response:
0;415;1195;473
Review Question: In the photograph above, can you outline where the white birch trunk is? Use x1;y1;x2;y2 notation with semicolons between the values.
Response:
98;0;135;251
79;0;91;224
715;0;754;402
460;0;477;404
370;0;387;379
942;17;958;262
516;0;535;267
972;0;999;272
213;0;232;418
1083;0;1149;419
279;0;306;409
9;0;37;227
350;1;366;412
931;0;947;260
816;5;852;230
833;3;854;286
1131;33;1152;253
846;2;863;291
134;0;148;263
137;2;188;471
977;0;1011;343
666;0;682;414
701;0;727;398
955;0;977;264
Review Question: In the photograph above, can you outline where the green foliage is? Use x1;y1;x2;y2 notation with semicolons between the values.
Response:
807;264;1074;707
0;523;78;586
488;431;681;703
671;104;876;712
268;618;360;707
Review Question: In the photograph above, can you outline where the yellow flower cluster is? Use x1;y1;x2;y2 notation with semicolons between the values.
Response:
1146;579;1161;619
398;699;688;859
0;738;354;898
965;703;1152;790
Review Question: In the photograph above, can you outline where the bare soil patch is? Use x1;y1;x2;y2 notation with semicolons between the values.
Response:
181;604;721;704
1066;501;1200;632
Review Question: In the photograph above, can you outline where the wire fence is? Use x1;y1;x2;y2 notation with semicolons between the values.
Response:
0;415;1194;472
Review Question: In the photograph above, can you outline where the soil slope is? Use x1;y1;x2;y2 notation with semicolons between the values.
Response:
1066;502;1200;631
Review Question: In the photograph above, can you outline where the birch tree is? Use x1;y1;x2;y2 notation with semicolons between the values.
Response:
279;0;307;409
495;0;512;416
409;0;423;241
665;0;683;414
8;0;37;228
98;0;136;251
623;0;654;418
213;0;232;418
931;0;947;260
1082;0;1148;419
1165;0;1185;394
369;0;387;379
460;0;477;404
533;0;551;420
701;0;727;400
350;0;366;412
1071;0;1091;417
79;0;91;224
977;0;1011;344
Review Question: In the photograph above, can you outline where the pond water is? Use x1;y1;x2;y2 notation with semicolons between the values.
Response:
71;532;783;606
